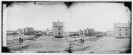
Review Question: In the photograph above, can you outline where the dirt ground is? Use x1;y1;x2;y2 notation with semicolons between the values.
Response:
9;36;130;53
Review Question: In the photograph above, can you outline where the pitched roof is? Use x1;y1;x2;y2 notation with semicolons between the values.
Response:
114;23;130;28
53;22;63;26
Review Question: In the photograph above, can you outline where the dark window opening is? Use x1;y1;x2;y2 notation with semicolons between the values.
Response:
59;28;60;30
119;34;121;36
125;29;127;31
126;33;127;36
59;32;60;35
119;29;121;31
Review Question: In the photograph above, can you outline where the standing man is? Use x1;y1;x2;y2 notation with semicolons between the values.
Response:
81;35;84;43
18;32;23;44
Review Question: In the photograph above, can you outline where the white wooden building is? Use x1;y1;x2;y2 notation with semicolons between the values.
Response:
113;23;131;37
53;21;64;38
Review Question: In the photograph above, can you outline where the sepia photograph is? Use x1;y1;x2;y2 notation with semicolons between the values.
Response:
1;1;131;54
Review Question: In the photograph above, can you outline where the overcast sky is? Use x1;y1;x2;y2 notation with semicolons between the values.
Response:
4;2;130;32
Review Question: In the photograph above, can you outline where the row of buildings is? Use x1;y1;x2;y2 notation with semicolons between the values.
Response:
69;22;131;38
46;21;106;37
6;20;65;38
7;27;44;36
46;21;100;37
7;21;130;38
79;28;95;36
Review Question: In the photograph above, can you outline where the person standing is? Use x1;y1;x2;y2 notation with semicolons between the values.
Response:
81;36;84;43
19;37;23;44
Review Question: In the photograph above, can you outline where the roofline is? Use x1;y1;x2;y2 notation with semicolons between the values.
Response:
114;27;131;28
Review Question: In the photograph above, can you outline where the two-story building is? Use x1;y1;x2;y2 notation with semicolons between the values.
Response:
53;21;64;38
113;23;131;37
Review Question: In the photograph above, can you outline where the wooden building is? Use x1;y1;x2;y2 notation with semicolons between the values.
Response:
113;23;131;37
53;21;64;38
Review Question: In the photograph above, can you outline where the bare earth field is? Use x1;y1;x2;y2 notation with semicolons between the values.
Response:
8;35;130;53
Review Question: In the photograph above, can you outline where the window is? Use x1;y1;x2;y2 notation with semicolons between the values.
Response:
126;33;127;36
59;32;60;35
125;29;127;31
59;28;60;30
119;29;121;31
119;34;121;36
